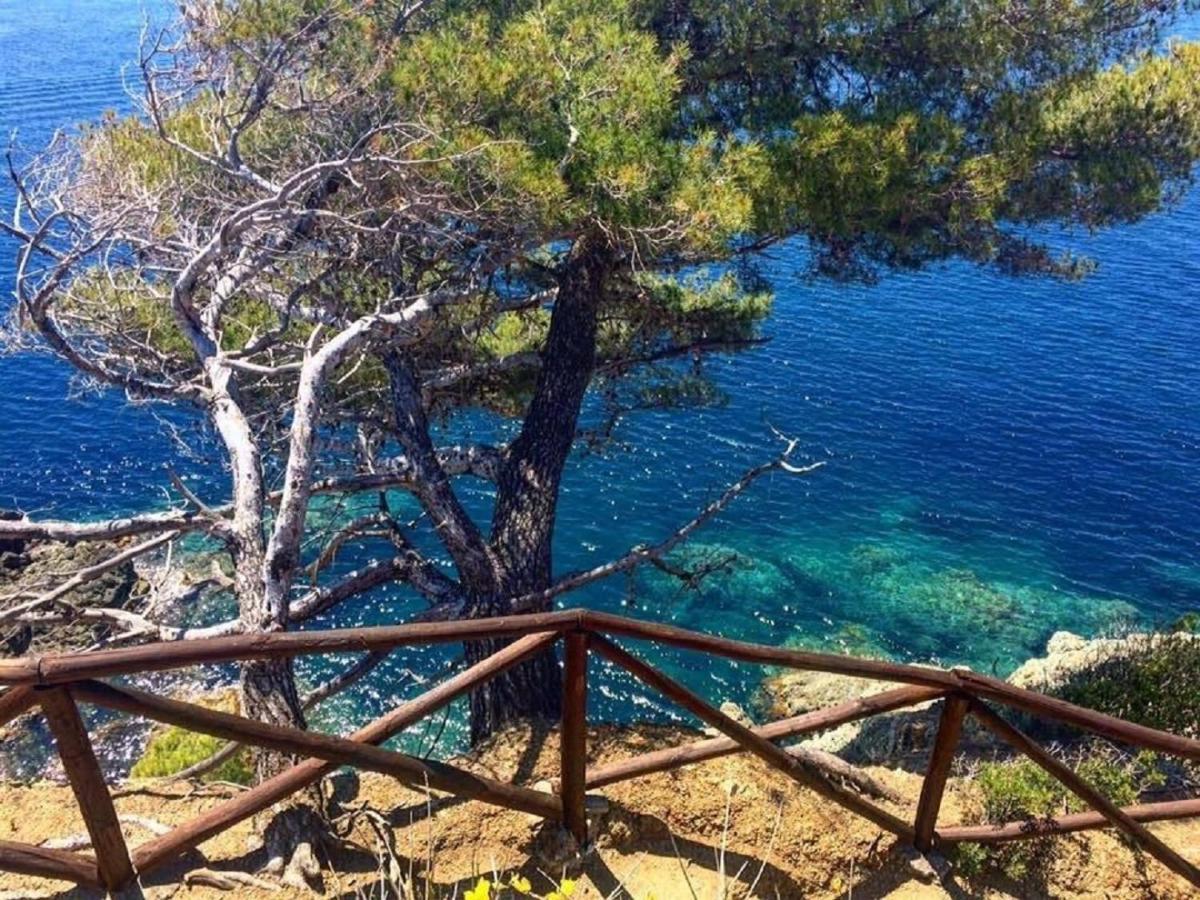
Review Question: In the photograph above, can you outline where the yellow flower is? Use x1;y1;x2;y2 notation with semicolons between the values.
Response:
559;879;577;897
465;878;492;900
509;874;533;895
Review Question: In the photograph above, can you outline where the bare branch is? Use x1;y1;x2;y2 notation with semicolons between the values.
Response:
0;510;210;543
0;532;176;627
421;443;826;621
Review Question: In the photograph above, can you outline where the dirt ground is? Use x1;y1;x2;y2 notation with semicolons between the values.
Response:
0;724;1197;900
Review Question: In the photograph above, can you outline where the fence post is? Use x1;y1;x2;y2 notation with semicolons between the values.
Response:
913;693;968;851
561;631;589;846
39;687;136;891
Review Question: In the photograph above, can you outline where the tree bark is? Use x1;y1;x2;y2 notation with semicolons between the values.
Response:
207;362;322;881
465;236;613;743
383;350;500;593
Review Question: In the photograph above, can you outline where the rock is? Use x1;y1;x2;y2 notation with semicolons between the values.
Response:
703;701;755;736
759;668;932;756
325;769;361;810
0;510;28;557
760;669;892;720
758;664;998;764
0;536;145;657
1045;630;1087;655
719;700;752;727
530;820;582;867
0;552;29;571
896;845;951;884
1006;630;1193;693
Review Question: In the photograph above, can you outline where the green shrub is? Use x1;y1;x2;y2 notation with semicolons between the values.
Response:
1053;630;1200;737
959;748;1165;882
130;726;253;784
976;759;1065;821
1074;756;1138;810
130;691;252;785
950;841;990;878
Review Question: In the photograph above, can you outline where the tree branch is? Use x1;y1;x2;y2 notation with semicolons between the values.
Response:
0;510;210;543
421;441;825;621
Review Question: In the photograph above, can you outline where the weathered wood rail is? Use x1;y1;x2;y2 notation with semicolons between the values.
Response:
0;608;1198;892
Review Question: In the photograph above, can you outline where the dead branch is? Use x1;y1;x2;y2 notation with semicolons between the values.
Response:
421;440;825;622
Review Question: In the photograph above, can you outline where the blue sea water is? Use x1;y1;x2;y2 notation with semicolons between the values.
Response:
2;2;1199;749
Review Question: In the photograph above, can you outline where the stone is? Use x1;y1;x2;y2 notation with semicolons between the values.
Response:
759;669;891;720
896;845;950;884
1045;631;1087;655
703;700;755;736
1006;630;1194;693
0;536;144;657
719;700;753;727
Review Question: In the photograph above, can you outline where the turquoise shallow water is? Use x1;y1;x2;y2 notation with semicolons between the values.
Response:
2;2;1199;755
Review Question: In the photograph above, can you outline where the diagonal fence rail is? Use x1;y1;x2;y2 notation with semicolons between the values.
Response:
0;608;1198;891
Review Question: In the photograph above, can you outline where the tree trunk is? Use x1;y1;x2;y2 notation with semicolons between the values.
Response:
241;657;308;777
230;515;324;884
465;628;564;743
238;588;326;886
467;236;613;744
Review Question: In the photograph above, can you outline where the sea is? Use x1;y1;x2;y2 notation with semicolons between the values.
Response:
1;1;1198;760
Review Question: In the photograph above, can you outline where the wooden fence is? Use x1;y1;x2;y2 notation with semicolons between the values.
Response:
0;608;1198;892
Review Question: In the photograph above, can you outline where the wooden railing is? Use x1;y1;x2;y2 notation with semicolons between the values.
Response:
1;608;1199;892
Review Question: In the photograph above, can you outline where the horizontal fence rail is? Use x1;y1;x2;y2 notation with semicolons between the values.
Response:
0;609;1197;891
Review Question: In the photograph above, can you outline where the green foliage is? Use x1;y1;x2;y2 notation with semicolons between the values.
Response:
478;309;551;360
74;0;1200;283
390;0;685;230
996;43;1200;230
631;0;1200;276
1053;631;1200;737
131;726;252;784
33;0;1200;443
627;273;772;347
61;267;311;363
961;747;1166;881
1172;611;1200;633
1075;754;1148;810
950;841;991;878
130;692;252;784
634;373;727;411
976;758;1066;822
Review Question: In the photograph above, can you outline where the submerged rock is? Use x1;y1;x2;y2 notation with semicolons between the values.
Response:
848;542;908;577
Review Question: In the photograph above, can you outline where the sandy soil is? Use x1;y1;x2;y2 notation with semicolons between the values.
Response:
0;724;1196;900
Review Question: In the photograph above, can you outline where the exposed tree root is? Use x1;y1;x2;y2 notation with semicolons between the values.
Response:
789;745;904;804
184;868;280;892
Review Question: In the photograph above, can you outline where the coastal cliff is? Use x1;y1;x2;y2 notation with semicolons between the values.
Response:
0;628;1197;898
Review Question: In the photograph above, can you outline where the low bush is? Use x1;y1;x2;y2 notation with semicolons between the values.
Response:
956;746;1164;881
130;690;252;785
1052;624;1200;737
975;758;1064;822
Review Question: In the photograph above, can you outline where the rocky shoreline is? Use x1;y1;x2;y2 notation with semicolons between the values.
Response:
756;628;1194;767
0;519;143;657
1;525;1192;788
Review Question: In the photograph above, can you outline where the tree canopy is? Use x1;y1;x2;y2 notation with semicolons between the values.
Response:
3;1;1199;858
